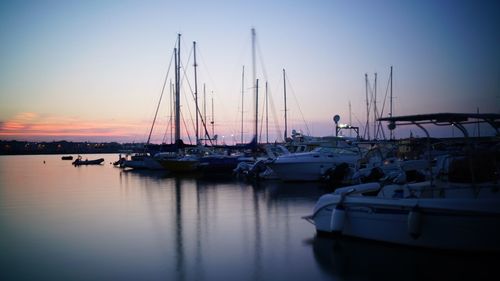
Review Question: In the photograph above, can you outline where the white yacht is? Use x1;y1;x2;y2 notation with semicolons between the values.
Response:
268;145;362;181
304;113;500;252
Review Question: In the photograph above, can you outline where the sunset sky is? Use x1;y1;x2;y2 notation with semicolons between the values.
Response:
1;0;499;143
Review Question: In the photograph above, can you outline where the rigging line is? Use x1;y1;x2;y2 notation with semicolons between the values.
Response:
285;72;310;135
146;49;175;147
256;41;285;141
351;111;364;132
267;85;284;143
375;71;392;139
161;81;174;145
363;76;376;139
197;48;239;137
197;47;220;94
158;37;182;145
183;45;215;144
181;109;193;145
379;73;390;118
179;47;199;139
259;84;265;143
162;120;172;144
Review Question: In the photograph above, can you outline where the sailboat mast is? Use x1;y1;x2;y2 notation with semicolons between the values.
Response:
283;68;288;141
170;79;173;144
241;65;245;144
365;73;370;140
174;34;181;143
255;79;259;143
203;83;207;145
389;66;394;140
251;28;257;142
349;100;352;138
265;81;269;143
193;41;199;145
373;72;377;139
211;91;215;144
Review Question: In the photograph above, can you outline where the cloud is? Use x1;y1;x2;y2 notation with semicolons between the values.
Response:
0;112;149;142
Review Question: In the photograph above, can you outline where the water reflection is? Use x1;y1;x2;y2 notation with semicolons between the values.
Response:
1;156;331;281
310;235;500;281
116;171;329;281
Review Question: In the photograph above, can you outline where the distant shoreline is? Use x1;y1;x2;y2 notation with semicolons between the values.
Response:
0;140;143;155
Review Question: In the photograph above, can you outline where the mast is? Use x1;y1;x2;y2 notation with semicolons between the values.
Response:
389;66;394;140
255;79;259;143
211;91;214;144
174;34;181;143
365;73;370;140
373;72;377;139
170;79;173;144
241;66;245;144
283;68;288;141
251;28;257;143
193;41;199;145
203;83;207;145
265;81;269;143
349;100;352;138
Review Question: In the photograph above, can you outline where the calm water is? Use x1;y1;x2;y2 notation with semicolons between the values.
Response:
1;154;498;281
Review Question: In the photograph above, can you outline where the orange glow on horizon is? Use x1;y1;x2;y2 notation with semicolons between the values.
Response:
0;112;151;142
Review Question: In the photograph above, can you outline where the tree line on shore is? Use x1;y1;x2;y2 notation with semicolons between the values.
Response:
0;140;144;155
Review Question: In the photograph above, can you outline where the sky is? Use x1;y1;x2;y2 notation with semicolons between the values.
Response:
1;0;499;143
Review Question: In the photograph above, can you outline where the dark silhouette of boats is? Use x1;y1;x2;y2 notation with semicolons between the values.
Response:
61;155;73;160
72;155;104;166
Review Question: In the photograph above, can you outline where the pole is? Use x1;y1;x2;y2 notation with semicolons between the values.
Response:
203;83;206;145
266;81;269;143
251;28;257;143
193;41;199;145
373;72;377;139
174;34;181;143
283;68;288;141
241;65;245;144
211;91;214;144
390;66;394;140
170;80;173;144
365;73;370;140
255;79;259;143
349;100;352;138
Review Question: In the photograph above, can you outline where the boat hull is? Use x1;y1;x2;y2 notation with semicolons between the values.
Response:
311;196;500;252
72;158;104;166
269;161;335;181
159;159;199;173
198;156;240;174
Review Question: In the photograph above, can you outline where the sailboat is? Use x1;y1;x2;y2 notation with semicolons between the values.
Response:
156;36;205;173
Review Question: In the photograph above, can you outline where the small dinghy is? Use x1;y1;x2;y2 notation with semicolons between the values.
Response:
72;155;104;166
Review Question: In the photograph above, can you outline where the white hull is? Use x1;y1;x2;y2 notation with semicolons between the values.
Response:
269;161;336;181
269;147;360;181
311;194;500;252
122;157;164;170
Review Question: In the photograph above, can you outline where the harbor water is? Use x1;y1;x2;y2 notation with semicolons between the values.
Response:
1;154;498;281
